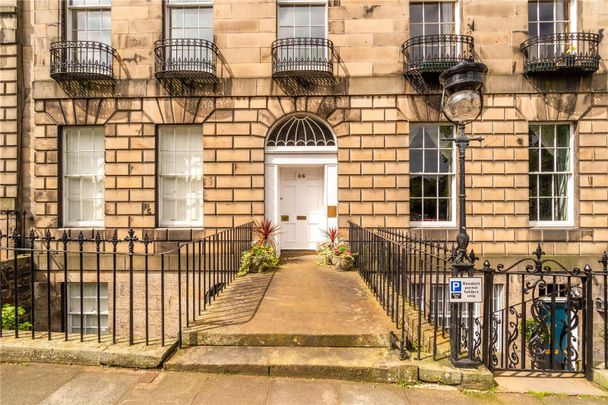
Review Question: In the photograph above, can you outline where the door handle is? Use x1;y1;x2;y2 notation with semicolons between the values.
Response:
297;216;306;220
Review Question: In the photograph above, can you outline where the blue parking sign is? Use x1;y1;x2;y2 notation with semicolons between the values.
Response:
450;280;462;293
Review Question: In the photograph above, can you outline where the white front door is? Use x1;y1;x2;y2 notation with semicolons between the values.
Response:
279;167;325;250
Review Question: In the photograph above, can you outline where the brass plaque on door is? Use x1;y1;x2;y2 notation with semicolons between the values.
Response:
297;216;306;220
327;205;337;218
281;215;289;221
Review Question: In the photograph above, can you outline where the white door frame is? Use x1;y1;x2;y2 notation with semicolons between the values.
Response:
265;149;338;254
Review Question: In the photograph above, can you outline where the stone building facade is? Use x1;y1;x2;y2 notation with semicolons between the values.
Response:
0;0;606;361
5;0;604;264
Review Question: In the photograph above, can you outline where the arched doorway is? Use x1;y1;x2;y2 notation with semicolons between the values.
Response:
264;114;338;252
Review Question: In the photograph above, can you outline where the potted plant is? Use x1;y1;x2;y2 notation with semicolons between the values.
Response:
317;227;341;267
332;243;355;271
564;44;577;67
238;219;280;276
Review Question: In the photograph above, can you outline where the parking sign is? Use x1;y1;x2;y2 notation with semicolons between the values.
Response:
449;278;482;303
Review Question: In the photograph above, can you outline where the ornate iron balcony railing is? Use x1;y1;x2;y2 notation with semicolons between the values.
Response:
50;40;116;81
520;32;601;74
271;37;335;79
402;34;475;75
154;38;219;80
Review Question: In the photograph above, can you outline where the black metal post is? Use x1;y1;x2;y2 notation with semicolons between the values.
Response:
448;124;480;368
125;229;138;346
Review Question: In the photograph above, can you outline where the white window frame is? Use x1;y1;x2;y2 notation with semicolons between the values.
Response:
158;125;204;228
277;0;328;40
528;122;574;228
409;1;459;37
527;0;575;36
409;124;457;228
492;284;504;353
66;0;112;44
165;0;213;41
67;282;109;335
62;126;105;228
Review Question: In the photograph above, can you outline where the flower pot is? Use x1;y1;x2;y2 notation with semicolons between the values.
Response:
332;256;353;271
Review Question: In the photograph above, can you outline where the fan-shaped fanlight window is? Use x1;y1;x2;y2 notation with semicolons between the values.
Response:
266;115;336;147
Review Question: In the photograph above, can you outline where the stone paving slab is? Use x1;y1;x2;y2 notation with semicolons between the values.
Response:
2;363;608;405
495;376;608;397
0;332;176;369
185;256;394;338
165;345;418;384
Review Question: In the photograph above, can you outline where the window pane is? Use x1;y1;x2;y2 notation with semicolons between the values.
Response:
410;149;423;173
528;1;537;21
554;174;568;197
438;199;450;221
530;175;537;196
556;148;569;172
440;2;454;24
410;126;424;148
310;5;325;26
540;147;554;172
539;1;554;22
438;175;450;197
424;3;439;22
410;175;422;198
556;125;569;147
411;199;423;221
424;199;438;221
529;198;537;221
424;149;438;172
410;4;423;24
278;6;295;27
538;174;552;197
294;6;309;26
423;176;437;197
554;197;568;221
539;198;552;220
529;148;539;172
439;149;451;173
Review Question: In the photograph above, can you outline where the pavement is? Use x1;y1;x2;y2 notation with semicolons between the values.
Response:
1;363;608;405
186;255;394;338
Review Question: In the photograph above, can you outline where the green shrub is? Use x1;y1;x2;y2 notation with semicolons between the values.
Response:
238;245;279;276
2;304;32;331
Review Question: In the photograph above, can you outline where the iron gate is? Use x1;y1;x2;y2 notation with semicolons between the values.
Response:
480;246;593;376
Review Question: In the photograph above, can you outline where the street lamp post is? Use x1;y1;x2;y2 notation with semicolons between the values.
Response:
438;61;487;368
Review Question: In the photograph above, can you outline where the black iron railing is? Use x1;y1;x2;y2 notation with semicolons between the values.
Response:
402;35;475;75
271;37;335;78
50;40;116;81
350;223;606;379
349;223;453;361
520;32;601;74
0;221;253;347
154;38;219;80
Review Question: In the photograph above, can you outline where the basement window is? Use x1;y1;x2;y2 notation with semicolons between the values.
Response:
67;282;109;335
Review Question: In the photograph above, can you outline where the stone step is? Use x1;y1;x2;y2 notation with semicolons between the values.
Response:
164;345;418;384
182;331;390;348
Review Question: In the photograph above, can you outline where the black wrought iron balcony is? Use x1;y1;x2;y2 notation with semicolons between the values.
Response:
50;40;116;81
154;38;219;80
520;32;601;74
401;34;474;76
271;37;335;79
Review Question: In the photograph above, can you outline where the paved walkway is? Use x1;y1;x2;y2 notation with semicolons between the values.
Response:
2;363;607;405
187;255;393;337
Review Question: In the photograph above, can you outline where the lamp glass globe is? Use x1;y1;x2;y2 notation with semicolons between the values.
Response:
444;89;482;123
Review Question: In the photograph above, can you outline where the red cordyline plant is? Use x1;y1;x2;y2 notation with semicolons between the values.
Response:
322;227;341;248
253;219;280;248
